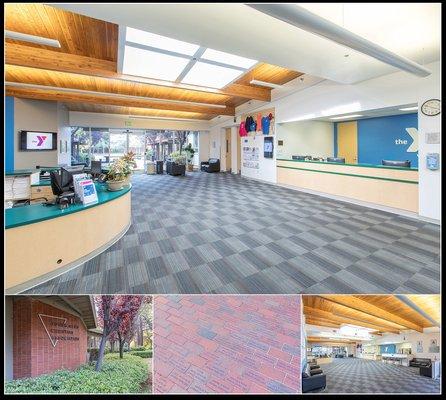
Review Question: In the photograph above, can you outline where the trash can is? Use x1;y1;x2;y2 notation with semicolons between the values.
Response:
156;160;164;174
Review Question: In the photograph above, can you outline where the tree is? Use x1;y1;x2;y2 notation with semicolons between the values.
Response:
177;130;190;154
94;295;144;370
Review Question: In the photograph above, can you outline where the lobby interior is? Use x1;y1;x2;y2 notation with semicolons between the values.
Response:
302;295;441;394
4;3;441;295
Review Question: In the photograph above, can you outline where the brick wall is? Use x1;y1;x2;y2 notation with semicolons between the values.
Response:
13;298;88;379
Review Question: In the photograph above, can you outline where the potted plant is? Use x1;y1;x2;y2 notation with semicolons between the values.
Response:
183;143;195;172
121;151;137;187
106;158;127;191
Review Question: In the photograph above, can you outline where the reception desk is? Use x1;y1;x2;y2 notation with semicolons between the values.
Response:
5;183;132;293
277;159;418;213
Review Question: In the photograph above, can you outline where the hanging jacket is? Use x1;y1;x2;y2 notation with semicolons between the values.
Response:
261;116;271;135
256;113;262;132
245;116;255;133
239;122;247;137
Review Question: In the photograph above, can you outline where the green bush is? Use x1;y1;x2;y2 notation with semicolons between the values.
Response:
5;353;149;394
131;346;147;352
129;350;152;358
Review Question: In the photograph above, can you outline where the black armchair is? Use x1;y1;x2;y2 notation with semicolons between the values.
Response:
166;160;185;176
201;158;220;173
302;362;326;393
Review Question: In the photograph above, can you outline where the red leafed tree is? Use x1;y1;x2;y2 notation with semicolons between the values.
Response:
94;295;144;371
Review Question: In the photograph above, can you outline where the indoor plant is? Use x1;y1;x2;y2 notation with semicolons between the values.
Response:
183;143;195;172
106;158;127;191
121;151;137;187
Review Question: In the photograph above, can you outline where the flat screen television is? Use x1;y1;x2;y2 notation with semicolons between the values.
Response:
19;130;57;151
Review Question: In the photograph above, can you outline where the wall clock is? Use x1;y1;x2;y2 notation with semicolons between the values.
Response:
421;99;441;116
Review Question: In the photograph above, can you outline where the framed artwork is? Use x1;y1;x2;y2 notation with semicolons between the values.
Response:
428;339;439;353
416;340;423;353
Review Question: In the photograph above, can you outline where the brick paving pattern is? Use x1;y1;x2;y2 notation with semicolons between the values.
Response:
153;295;301;394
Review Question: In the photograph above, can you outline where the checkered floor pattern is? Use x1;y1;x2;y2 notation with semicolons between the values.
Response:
321;358;440;394
25;172;440;294
153;295;301;394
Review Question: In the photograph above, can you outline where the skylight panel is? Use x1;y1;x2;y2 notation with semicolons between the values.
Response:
201;48;257;69
126;27;199;56
181;62;243;89
123;45;190;81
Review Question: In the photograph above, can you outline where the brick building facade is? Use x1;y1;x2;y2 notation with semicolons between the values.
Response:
13;298;88;379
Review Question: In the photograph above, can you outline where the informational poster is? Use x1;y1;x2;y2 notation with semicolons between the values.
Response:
416;340;423;353
80;179;98;205
242;145;260;169
428;339;439;353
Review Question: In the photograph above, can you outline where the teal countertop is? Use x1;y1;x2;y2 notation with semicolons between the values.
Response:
5;183;131;229
276;158;418;171
5;169;36;176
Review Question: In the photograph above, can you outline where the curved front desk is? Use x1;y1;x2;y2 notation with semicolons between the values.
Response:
5;184;132;293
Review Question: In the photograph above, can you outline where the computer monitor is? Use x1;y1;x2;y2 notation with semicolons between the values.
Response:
90;160;102;177
60;167;74;190
382;160;411;168
327;157;346;163
50;170;63;196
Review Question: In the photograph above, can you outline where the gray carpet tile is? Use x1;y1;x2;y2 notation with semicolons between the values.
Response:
320;358;440;394
23;172;440;294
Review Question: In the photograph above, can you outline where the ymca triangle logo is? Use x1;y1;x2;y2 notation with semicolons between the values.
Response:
38;314;67;348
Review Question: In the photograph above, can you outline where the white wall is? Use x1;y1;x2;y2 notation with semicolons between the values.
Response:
240;135;277;183
14;98;59;169
198;131;210;163
276;120;334;159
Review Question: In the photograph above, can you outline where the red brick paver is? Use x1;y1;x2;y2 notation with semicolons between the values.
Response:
153;295;301;394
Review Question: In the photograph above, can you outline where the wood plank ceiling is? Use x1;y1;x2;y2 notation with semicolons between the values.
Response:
5;3;303;121
303;295;439;335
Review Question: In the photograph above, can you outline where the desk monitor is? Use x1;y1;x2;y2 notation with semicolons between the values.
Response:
60;167;74;190
382;160;411;168
327;157;346;163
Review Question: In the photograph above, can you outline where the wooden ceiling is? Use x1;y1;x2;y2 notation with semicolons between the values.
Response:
5;4;303;121
304;295;440;335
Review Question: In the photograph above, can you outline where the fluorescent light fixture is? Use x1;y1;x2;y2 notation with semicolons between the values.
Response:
181;62;243;89
330;114;363;120
399;106;418;111
202;48;257;69
246;4;431;77
5;30;61;48
250;79;282;89
125;27;199;56
321;102;361;117
123;45;190;81
128;115;202;122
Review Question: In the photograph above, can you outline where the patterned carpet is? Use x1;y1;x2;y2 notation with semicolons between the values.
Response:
24;172;440;294
321;358;440;394
153;295;301;394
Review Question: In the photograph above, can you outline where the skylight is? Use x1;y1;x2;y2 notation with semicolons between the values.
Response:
126;27;200;56
121;27;258;88
123;45;190;81
201;48;257;69
182;62;244;89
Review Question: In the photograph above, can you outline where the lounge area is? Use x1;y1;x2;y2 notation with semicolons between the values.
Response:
302;295;441;394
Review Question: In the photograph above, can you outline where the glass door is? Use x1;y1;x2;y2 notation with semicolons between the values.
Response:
128;131;146;171
109;130;128;164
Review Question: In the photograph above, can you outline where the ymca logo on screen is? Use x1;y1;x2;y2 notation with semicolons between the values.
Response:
33;135;48;147
38;314;80;347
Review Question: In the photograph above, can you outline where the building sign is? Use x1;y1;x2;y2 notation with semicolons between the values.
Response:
38;314;80;347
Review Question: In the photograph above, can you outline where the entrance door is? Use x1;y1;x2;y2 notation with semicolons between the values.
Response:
128;132;146;171
225;128;231;172
337;121;358;163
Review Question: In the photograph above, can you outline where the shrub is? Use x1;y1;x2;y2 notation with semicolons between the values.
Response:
129;350;152;359
5;353;148;394
131;346;147;352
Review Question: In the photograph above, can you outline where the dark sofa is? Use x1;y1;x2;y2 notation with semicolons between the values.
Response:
201;158;220;173
302;361;326;393
166;160;186;176
409;358;433;378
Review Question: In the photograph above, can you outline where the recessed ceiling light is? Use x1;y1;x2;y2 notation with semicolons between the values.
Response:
399;106;418;111
330;114;363;120
125;27;199;56
123;45;190;81
201;48;257;69
181;62;243;89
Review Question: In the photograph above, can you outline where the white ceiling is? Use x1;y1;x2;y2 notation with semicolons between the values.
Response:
53;3;441;84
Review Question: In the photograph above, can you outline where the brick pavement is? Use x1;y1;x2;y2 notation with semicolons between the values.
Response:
153;295;302;394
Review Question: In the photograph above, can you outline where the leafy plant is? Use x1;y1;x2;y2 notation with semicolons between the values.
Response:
129;350;152;359
121;151;137;169
106;159;130;182
183;143;195;164
4;354;148;394
169;150;187;165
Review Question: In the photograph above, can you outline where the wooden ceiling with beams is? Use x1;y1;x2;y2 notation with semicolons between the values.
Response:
5;3;303;121
303;295;440;335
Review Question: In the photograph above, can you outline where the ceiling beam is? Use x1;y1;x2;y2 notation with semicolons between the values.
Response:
5;86;235;116
304;306;401;334
6;43;271;101
319;295;424;332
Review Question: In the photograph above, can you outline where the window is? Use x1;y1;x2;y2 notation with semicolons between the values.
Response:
71;127;91;166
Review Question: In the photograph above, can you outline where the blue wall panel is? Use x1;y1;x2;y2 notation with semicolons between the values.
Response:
380;344;396;354
5;96;14;172
357;113;418;167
